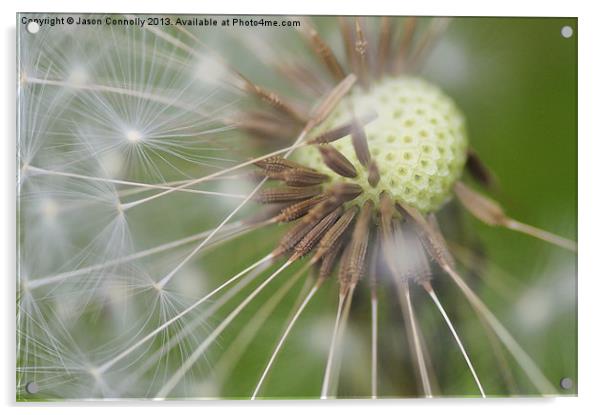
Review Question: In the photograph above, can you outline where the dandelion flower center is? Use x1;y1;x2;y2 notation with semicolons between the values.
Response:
296;76;468;212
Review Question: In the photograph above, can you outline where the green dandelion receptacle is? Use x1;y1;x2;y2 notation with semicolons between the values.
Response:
295;76;467;212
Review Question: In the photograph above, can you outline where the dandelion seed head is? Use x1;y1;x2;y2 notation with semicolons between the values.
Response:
296;76;468;212
125;129;143;144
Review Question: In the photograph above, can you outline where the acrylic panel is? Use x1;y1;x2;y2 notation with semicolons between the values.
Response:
17;14;577;400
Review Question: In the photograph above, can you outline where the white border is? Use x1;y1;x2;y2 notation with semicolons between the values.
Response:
2;1;600;414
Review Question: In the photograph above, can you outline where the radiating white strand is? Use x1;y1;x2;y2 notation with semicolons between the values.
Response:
252;281;319;399
116;174;249;198
370;291;378;399
119;140;306;211
23;76;212;118
100;74;353;392
427;287;486;397
114;261;271;394
155;259;294;399
442;264;557;395
505;219;577;252
399;283;432;398
25;165;247;199
327;286;354;397
27;220;256;289
320;294;345;399
212;264;310;391
154;175;268;289
140;107;316;290
95;253;274;375
119;72;357;211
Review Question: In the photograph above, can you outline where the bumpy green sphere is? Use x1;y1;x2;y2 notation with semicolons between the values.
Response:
294;76;468;213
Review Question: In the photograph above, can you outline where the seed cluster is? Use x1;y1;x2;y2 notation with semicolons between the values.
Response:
295;76;468;213
254;156;449;296
251;76;468;292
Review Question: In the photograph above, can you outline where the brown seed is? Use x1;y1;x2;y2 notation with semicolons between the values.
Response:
466;148;496;189
339;200;373;288
309;74;357;127
454;182;506;227
376;16;393;77
367;160;380;187
318;145;358;178
267;168;330;187
310;123;354;145
351;121;372;167
242;78;307;123
309;111;377;145
275;201;337;256
255;186;321;204
329;182;364;202
300;197;340;226
305;26;346;81
318;237;345;281
394;17;417;73
396;202;453;270
275;221;316;257
337;243;353;289
313;206;358;261
277;194;328;222
315;183;363;225
338;17;357;74
255;156;307;173
281;168;330;186
354;17;370;88
299;182;362;226
379;192;395;238
427;213;455;269
293;207;343;259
